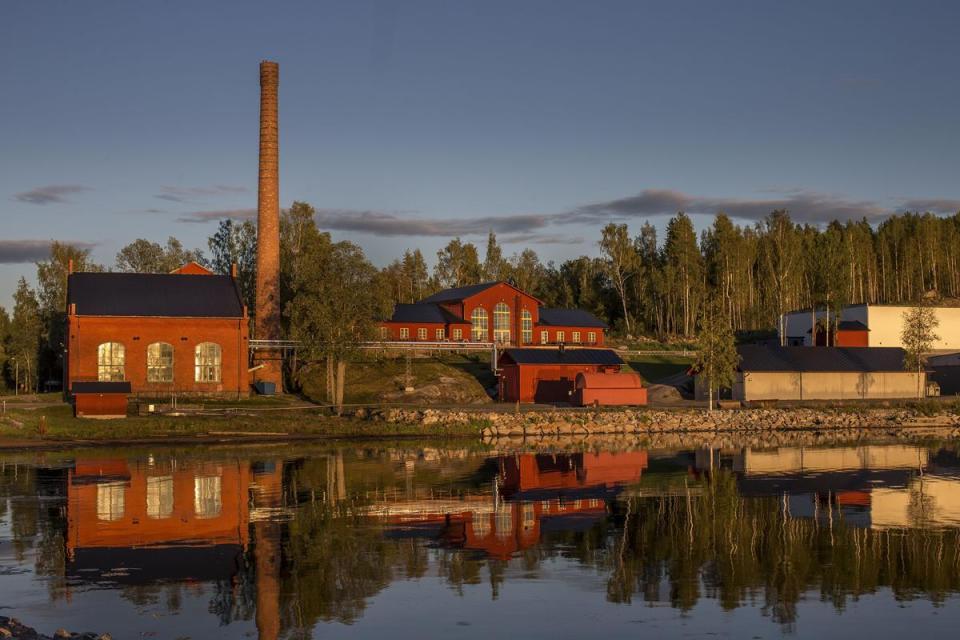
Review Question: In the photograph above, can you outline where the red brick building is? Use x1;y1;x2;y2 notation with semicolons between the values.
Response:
65;268;250;398
379;281;607;346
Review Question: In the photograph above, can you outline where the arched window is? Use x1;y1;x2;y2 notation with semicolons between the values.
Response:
521;309;533;344
147;342;174;383
493;303;511;343
97;342;125;381
195;342;221;383
471;307;488;342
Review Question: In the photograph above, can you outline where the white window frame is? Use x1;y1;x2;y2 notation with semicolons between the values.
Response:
97;342;125;382
556;331;565;343
453;328;463;341
471;307;488;342
521;309;533;344
399;327;410;339
572;331;581;343
194;342;222;383
417;327;428;340
146;342;174;383
588;331;596;344
436;327;445;340
540;330;549;345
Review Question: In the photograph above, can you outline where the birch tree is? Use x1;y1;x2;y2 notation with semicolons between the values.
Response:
901;304;940;399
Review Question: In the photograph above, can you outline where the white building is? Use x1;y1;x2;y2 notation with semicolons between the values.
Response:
780;303;960;351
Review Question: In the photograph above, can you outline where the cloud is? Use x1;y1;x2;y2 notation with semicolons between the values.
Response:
13;184;91;205
155;185;248;203
500;233;584;246
176;208;257;223
0;239;97;264
313;208;553;237
568;188;889;225
898;199;960;215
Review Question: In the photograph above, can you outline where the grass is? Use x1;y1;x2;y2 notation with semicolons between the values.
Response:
0;401;485;445
624;353;694;384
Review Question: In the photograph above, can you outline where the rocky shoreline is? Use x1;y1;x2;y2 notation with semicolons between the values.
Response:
0;617;108;640
362;406;960;439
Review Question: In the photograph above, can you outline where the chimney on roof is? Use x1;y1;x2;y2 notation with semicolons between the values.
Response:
253;60;283;388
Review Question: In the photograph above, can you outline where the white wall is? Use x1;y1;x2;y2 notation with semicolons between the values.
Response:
735;370;925;401
866;306;960;350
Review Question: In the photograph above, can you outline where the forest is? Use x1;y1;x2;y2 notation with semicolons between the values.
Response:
1;204;959;390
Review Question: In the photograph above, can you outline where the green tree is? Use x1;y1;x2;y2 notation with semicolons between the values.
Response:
694;298;740;410
482;231;509;281
662;213;703;337
901;303;940;398
9;278;42;393
599;223;638;335
434;238;481;288
207;219;258;315
0;306;11;389
508;248;544;294
116;237;205;273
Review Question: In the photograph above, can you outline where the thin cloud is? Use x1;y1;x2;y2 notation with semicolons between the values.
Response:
313;208;552;237
500;233;584;246
898;199;960;215
176;208;256;223
155;185;248;203
0;239;97;264
14;184;91;205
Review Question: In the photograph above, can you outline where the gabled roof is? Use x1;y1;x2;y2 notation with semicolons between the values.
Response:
500;348;623;366
68;272;244;318
806;320;870;334
388;303;466;324
538;308;607;329
419;281;543;305
737;346;906;373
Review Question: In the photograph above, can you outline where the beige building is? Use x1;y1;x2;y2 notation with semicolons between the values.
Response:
781;303;960;350
716;345;925;401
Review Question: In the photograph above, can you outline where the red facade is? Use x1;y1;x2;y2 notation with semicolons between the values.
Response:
499;361;621;403
380;281;605;346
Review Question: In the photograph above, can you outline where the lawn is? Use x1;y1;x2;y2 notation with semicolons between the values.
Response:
624;353;694;383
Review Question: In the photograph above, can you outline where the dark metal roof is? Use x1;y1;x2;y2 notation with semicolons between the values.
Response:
72;381;132;394
500;348;624;366
419;282;500;303
838;320;869;331
67;272;244;318
388;303;465;324
538;308;607;328
737;346;907;373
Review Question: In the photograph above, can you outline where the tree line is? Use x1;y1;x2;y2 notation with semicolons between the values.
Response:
2;204;958;391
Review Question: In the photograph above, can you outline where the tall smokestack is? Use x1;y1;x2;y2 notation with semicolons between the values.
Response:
254;60;283;389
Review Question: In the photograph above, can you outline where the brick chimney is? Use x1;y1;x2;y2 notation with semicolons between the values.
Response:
254;60;283;389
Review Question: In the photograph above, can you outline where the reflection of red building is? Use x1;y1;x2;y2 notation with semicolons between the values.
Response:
378;452;648;559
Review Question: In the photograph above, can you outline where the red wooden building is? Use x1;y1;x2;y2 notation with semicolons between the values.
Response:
812;320;870;347
498;348;624;403
380;281;606;346
572;371;647;407
65;267;250;398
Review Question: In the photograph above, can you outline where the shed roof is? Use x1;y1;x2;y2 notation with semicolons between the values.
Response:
72;381;132;394
737;346;907;373
538;308;607;328
388;303;465;324
67;272;244;318
500;348;624;366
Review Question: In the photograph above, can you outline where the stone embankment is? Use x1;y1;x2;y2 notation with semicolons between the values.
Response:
0;617;109;640
360;406;960;441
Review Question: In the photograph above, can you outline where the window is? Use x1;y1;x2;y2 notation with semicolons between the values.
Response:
400;327;410;339
471;307;488;342
521;309;533;344
453;328;463;341
436;328;445;340
471;515;491;538
572;331;581;343
493;302;511;343
96;482;126;521
540;330;549;345
556;331;565;343
380;326;389;339
417;327;428;340
588;331;596;344
194;475;222;519
146;342;174;383
97;342;125;381
495;508;513;540
194;342;221;383
146;476;174;519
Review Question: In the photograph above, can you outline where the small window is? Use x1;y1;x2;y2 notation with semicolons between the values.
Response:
521;309;533;344
380;326;389;339
97;342;125;381
400;327;410;339
556;331;565;343
471;307;488;342
194;342;221;383
572;331;581;343
146;476;174;519
194;476;222;519
436;328;444;340
417;327;428;340
588;332;596;344
96;482;126;521
540;330;549;344
453;328;463;341
147;342;174;383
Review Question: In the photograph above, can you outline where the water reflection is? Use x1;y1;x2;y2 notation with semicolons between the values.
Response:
1;441;960;638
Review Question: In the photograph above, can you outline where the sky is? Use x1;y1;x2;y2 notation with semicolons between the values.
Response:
2;0;960;307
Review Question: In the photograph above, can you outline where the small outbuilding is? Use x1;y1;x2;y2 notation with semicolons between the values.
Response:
712;345;924;402
498;348;623;404
73;381;132;418
572;372;647;407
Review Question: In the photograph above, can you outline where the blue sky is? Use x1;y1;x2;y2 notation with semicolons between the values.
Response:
2;0;960;307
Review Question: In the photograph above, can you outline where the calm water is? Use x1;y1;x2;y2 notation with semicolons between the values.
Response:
2;439;960;639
